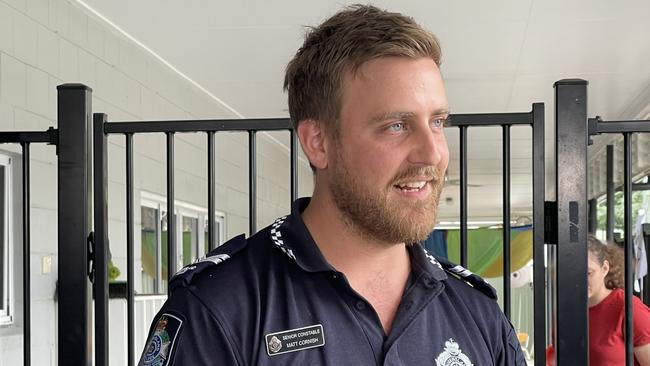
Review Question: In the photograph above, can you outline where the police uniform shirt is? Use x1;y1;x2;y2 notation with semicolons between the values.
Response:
139;198;526;366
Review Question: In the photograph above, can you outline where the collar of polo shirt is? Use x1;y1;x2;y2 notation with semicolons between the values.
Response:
269;197;449;283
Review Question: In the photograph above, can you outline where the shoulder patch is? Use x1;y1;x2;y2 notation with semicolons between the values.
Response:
436;256;497;300
139;313;183;366
170;234;247;289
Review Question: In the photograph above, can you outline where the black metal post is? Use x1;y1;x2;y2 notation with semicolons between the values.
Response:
166;132;176;283
531;102;546;366
460;125;468;268
606;145;614;241
290;130;298;202
249;131;257;235
623;133;633;366
207;132;216;251
21;142;30;366
553;79;589;365
126;133;135;366
57;84;93;366
93;113;109;366
502;125;511;320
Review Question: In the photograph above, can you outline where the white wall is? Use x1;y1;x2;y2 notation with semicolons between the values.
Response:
0;0;313;364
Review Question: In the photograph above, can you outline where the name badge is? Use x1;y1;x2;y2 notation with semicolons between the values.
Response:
265;324;325;356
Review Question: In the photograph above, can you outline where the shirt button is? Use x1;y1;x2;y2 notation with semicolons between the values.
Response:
331;273;338;280
355;301;366;311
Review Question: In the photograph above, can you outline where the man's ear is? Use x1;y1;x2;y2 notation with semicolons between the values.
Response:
296;119;329;169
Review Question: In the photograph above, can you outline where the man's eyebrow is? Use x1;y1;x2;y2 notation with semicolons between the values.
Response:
370;111;415;124
370;109;450;124
435;108;451;116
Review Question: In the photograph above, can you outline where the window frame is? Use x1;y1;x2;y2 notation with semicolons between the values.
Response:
0;154;13;325
140;192;226;294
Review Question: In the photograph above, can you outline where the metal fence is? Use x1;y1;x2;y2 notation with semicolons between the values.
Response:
1;80;649;365
553;79;650;366
93;112;298;366
448;103;546;366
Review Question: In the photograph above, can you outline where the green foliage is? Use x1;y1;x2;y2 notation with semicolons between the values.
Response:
596;190;646;235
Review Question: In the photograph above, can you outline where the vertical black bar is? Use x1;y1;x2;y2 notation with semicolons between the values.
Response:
290;130;298;202
531;102;546;366
623;133;633;366
126;133;135;366
249;131;257;235
93;113;109;366
460;125;468;267
553;79;589;365
57;84;93;366
588;198;598;234
606;145;614;241
21;142;30;366
167;132;176;283
502;125;512;320
207;132;216;251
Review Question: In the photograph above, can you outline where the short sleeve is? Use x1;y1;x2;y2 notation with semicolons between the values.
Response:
633;296;650;347
138;286;242;366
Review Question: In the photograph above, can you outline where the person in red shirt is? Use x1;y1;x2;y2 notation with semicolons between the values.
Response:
588;236;650;365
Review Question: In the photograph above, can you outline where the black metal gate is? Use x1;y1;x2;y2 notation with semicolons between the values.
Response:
3;80;649;365
552;79;650;366
2;83;549;366
93;105;298;366
91;90;548;365
448;103;546;366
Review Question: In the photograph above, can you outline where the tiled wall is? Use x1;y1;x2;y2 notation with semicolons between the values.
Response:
0;0;313;364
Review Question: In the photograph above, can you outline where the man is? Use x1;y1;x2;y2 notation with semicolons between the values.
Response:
139;5;525;365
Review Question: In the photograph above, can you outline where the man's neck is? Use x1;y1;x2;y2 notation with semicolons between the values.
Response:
302;191;411;333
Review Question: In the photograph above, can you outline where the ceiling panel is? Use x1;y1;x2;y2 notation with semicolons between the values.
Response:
76;0;650;221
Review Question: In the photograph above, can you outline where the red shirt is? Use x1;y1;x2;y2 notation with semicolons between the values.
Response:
589;288;650;366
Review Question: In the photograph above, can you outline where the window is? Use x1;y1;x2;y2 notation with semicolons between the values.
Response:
0;154;13;325
140;192;225;294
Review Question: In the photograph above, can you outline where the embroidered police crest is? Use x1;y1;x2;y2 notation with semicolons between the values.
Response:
268;336;282;353
435;338;474;366
141;314;183;366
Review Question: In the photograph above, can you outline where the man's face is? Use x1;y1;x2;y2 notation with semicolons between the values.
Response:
327;56;449;245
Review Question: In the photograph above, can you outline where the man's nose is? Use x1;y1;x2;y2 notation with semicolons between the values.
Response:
409;127;447;167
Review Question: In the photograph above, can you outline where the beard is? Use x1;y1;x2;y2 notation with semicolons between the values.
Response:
329;150;444;245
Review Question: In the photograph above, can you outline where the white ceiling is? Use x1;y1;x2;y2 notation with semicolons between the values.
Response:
78;0;650;223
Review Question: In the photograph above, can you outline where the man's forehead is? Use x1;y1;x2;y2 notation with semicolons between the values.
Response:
345;56;440;79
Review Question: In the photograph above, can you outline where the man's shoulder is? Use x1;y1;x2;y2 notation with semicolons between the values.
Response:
434;256;498;301
169;226;278;293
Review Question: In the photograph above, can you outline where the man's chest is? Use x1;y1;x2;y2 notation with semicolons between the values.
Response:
241;288;495;366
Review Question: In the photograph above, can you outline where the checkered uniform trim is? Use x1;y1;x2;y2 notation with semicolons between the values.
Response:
423;247;444;271
270;216;296;260
449;265;473;278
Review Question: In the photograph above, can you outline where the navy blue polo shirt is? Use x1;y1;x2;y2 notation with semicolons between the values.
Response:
139;198;525;366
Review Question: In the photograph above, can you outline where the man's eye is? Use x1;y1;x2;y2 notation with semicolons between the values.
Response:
432;118;447;128
388;122;404;132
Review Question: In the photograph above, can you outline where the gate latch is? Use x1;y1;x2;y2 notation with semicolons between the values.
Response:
544;201;558;245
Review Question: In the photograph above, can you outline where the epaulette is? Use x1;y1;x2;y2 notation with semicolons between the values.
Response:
436;256;497;300
169;234;247;290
